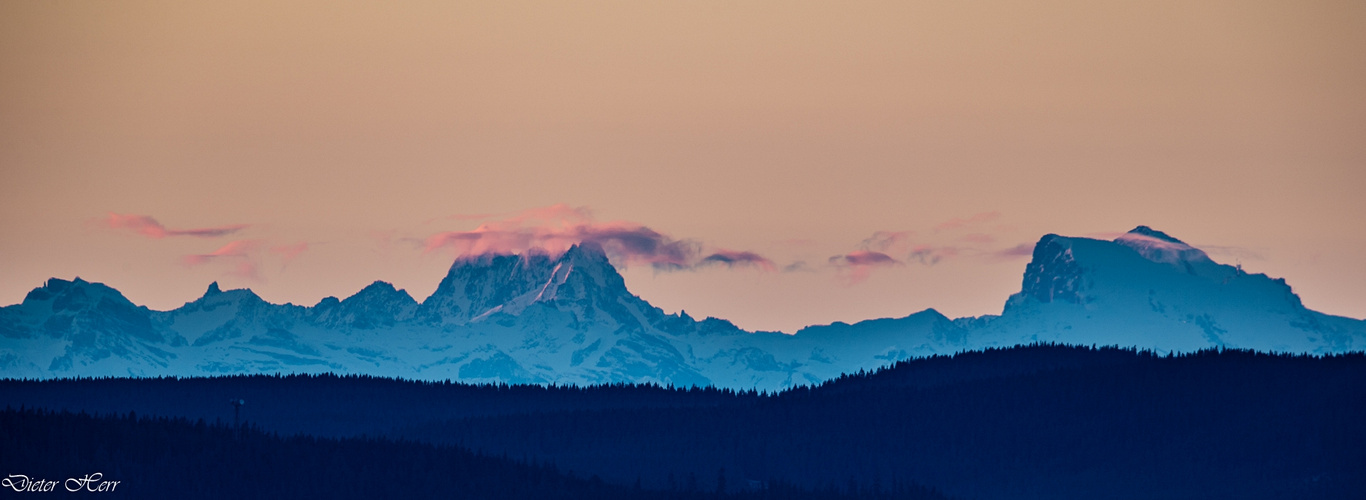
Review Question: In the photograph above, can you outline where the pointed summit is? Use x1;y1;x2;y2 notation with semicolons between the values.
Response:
420;250;557;324
416;244;651;327
1123;226;1185;244
205;282;222;296
344;281;417;311
559;241;609;265
311;280;417;328
526;243;635;312
1112;226;1230;277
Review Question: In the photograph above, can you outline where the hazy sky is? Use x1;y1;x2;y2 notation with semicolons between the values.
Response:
2;1;1363;332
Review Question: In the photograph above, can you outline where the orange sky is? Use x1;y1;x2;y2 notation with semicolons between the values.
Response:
2;1;1363;332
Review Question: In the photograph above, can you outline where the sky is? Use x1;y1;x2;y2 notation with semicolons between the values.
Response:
2;0;1363;333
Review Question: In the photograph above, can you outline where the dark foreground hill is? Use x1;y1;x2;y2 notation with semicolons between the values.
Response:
395;346;1366;500
3;345;1364;499
0;408;947;500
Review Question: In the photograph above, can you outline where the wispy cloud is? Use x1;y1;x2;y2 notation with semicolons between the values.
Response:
423;204;771;272
958;233;996;245
908;244;961;265
830;250;902;267
859;230;913;252
270;242;310;266
699;250;778;272
828;250;903;284
183;240;263;279
991;243;1035;260
835;222;1032;277
1084;231;1126;240
933;211;1000;232
105;213;247;239
1197;244;1265;261
181;239;312;280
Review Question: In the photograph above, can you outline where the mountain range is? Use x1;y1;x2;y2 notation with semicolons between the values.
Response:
2;226;1363;389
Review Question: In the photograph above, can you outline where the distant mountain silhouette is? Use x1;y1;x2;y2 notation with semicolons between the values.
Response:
2;228;1363;387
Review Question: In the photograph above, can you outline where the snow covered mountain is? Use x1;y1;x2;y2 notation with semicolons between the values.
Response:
1;228;1362;389
960;226;1366;353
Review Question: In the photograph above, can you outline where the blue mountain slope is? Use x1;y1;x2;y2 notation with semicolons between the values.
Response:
968;227;1366;353
2;227;1362;388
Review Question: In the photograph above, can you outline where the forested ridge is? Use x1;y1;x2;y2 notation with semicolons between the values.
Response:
0;408;947;500
3;344;1363;499
1;373;756;437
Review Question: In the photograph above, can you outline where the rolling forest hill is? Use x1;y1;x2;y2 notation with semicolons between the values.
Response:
0;408;948;500
0;374;759;438
395;346;1366;500
3;344;1364;499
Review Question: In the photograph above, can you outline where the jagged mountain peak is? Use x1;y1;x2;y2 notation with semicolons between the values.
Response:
193;283;262;304
20;277;138;312
419;243;638;325
3;277;174;364
3;224;1363;385
309;281;418;329
346;281;414;303
1018;234;1085;304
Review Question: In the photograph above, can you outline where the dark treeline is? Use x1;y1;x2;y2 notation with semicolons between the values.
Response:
396;346;1366;500
0;407;949;500
810;343;1157;393
3;344;1364;499
0;344;1151;438
0;373;760;437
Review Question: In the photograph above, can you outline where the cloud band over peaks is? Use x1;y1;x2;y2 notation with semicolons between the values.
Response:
423;204;773;272
105;213;247;239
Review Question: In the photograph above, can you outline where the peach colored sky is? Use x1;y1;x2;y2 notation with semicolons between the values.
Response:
2;1;1363;332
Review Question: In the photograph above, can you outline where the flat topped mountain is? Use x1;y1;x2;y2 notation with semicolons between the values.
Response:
983;226;1361;352
1;228;1362;388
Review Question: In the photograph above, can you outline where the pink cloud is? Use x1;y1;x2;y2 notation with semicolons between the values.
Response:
271;242;310;265
183;240;260;265
934;212;1001;232
859;230;913;252
832;250;902;267
842;227;1021;271
909;245;960;265
698;250;778;272
230;261;259;279
105;213;247;239
423;204;769;272
958;233;996;245
183;240;263;279
828;250;903;284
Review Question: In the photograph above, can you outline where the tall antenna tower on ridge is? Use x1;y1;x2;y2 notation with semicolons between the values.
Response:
230;398;246;439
